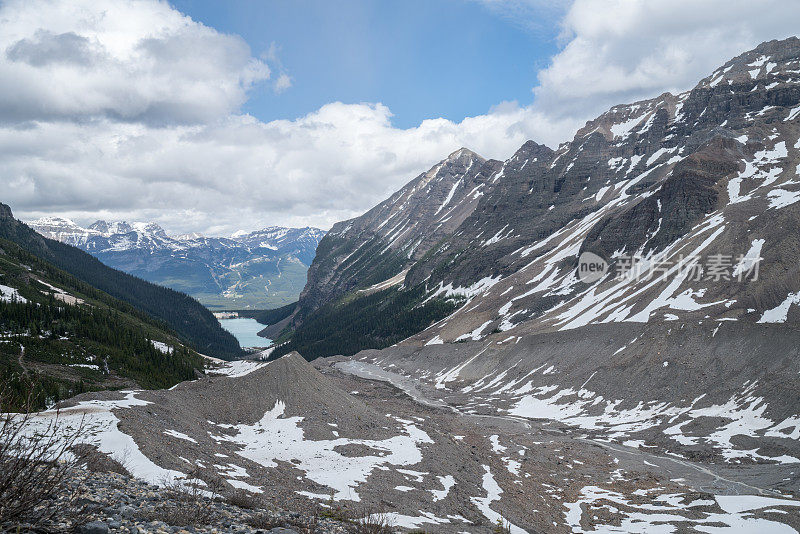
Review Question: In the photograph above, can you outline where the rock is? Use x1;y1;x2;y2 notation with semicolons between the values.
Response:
79;521;110;534
120;505;136;519
267;529;300;534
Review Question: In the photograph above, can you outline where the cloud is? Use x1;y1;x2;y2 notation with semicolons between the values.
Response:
2;0;800;236
273;73;292;94
2;101;575;232
0;0;269;124
535;0;800;119
6;30;99;67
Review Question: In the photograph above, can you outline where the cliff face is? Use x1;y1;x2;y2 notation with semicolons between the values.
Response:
296;148;501;320
0;202;14;220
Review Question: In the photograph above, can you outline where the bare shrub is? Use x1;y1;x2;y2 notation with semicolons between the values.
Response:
140;467;224;526
320;491;352;522
0;388;84;527
493;517;512;534
347;508;395;534
225;488;261;509
246;512;284;529
73;444;130;476
248;509;321;534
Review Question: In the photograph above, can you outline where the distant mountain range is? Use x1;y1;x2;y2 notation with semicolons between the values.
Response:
30;218;325;310
0;202;239;362
273;36;800;359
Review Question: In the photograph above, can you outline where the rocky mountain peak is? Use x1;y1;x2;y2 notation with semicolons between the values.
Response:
88;220;110;233
0;203;13;220
699;36;800;89
445;147;484;163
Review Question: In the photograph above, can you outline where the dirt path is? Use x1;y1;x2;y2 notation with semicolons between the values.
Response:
17;343;29;379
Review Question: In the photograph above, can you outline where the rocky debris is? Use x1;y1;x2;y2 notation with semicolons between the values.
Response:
351;321;800;472
2;468;347;534
11;346;800;533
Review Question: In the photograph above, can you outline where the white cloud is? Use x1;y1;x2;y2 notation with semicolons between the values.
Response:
273;73;292;94
535;0;800;119
4;102;574;232
2;0;800;235
0;0;269;124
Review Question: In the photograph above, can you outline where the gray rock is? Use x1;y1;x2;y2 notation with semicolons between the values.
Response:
79;521;110;534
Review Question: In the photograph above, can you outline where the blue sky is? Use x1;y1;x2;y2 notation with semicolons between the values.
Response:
171;0;561;128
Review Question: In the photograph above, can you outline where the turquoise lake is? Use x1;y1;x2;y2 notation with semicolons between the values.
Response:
218;317;271;348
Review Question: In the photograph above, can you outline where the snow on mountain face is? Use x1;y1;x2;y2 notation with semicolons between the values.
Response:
29;218;326;309
412;37;800;344
231;226;327;257
296;148;502;318
294;37;800;346
30;216;98;244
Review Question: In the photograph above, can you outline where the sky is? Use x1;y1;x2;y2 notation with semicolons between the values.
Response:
2;0;800;236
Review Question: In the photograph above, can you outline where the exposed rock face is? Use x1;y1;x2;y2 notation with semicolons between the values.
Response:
0;202;13;220
295;37;800;348
296;148;501;320
580;137;743;259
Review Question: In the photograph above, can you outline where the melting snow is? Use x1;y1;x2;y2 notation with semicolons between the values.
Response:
470;466;528;533
564;485;800;533
758;292;800;323
0;284;27;303
209;360;269;378
218;400;433;501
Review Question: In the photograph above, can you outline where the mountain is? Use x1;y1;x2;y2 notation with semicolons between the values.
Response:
30;218;325;310
296;148;500;318
276;37;800;358
0;227;205;411
9;39;800;534
0;205;241;360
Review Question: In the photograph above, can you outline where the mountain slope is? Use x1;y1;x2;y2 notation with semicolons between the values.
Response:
286;37;800;357
0;233;204;410
1;205;241;359
30;218;325;310
412;37;800;345
269;149;501;358
297;148;500;319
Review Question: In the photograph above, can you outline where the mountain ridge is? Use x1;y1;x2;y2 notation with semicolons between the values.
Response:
0;204;242;359
30;217;326;310
278;36;800;358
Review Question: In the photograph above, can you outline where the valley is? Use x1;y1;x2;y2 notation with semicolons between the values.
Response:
16;326;799;533
31;218;325;310
5;32;800;534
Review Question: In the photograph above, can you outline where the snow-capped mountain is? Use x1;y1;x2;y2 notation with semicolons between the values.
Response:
231;226;327;265
10;38;800;534
285;36;800;352
30;218;325;310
